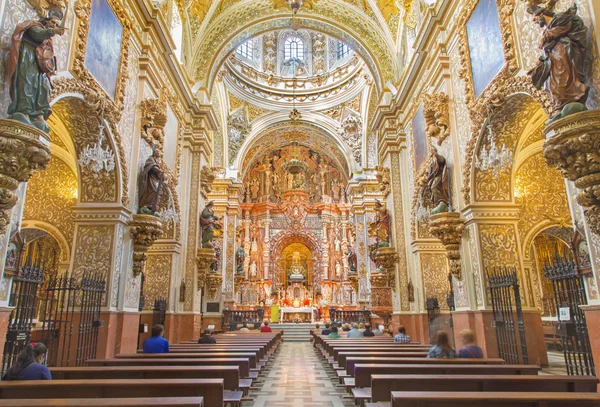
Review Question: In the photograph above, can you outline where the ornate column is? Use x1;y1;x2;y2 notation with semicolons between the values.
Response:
544;111;600;235
262;211;271;280
0;120;51;234
370;247;398;333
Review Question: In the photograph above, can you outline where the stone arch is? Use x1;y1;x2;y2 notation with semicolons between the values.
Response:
463;76;552;204
189;0;397;96
269;231;323;286
50;78;128;205
234;112;358;178
21;220;71;263
48;96;124;204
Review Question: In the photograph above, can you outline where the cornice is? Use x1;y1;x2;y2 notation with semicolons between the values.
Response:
411;240;446;254
73;204;133;224
149;241;183;254
378;132;407;159
461;203;522;225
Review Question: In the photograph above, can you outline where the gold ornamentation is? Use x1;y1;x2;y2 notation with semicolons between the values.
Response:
200;166;217;199
26;0;67;17
421;253;451;310
184;153;202;311
373;246;398;287
129;214;163;277
422;92;450;145
140;93;168;148
0;119;51;234
72;0;131;123
144;254;172;309
375;166;391;198
543;110;600;235
196;247;223;299
428;212;465;280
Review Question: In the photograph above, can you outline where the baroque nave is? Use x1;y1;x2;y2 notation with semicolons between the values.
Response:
1;0;600;405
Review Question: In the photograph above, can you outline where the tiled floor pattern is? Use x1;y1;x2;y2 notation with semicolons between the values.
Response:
245;342;354;407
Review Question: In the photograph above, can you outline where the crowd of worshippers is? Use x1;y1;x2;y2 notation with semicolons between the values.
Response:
313;321;483;359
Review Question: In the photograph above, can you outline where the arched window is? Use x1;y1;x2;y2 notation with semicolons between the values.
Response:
284;37;304;60
236;40;254;59
337;42;351;60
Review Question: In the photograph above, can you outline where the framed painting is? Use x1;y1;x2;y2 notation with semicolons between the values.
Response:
466;0;505;97
412;105;428;171
84;0;124;100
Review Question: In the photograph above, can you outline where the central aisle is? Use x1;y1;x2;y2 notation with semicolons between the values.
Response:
248;342;353;407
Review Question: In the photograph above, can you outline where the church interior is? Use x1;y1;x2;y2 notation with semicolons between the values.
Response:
1;0;600;405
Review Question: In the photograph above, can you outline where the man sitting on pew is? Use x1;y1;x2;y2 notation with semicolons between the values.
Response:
143;324;170;353
347;323;363;338
198;329;217;344
363;324;375;337
393;325;410;343
321;323;332;336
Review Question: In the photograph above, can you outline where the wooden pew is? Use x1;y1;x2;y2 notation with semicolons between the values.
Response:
369;374;599;403
390;391;600;407
51;365;241;391
0;397;204;406
0;379;223;406
337;352;428;369
86;358;250;378
116;352;258;369
353;364;541;388
169;346;266;360
346;357;505;376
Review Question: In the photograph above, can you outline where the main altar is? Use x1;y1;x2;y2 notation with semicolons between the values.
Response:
279;307;317;323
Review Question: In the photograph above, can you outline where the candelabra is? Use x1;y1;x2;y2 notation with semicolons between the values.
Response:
476;115;512;175
78;109;115;174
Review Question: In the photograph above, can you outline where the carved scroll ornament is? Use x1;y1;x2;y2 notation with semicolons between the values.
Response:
422;92;450;145
129;213;163;276
428;211;465;280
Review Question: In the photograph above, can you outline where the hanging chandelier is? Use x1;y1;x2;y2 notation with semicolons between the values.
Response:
161;188;179;225
287;0;305;14
79;108;116;174
476;108;512;175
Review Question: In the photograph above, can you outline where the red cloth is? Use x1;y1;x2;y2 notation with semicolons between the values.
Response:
260;326;272;333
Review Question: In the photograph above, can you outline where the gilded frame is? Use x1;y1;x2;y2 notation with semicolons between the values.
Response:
72;0;132;123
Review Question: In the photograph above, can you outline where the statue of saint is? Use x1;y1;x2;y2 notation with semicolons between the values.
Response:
138;148;164;215
250;261;257;277
235;246;245;274
346;246;357;273
7;7;66;133
211;245;221;273
527;4;591;119
200;201;220;248
373;200;390;247
251;237;258;253
334;237;341;253
426;149;450;214
335;262;342;278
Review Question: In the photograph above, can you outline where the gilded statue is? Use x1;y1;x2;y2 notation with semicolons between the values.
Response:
370;200;390;247
235;246;245;274
346;245;357;273
200;201;220;248
527;4;591;121
425;149;450;214
7;6;66;133
138;148;164;216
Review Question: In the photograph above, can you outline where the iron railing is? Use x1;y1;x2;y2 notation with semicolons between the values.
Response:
329;308;371;325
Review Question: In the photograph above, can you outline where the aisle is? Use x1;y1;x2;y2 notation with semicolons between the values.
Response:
247;342;353;407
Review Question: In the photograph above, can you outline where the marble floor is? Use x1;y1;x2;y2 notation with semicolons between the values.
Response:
245;342;353;407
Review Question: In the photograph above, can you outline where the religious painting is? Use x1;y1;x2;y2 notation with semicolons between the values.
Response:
84;0;124;99
466;0;505;97
411;105;428;171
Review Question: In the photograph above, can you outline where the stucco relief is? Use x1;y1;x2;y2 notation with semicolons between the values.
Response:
184;153;202;311
117;42;140;174
515;153;572;246
111;223;124;308
421;253;450;310
144;254;172;308
22;157;77;250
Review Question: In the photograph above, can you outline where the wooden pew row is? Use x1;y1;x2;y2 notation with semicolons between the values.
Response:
51;365;242;391
86;358;251;379
169;346;266;360
390;391;600;407
116;352;259;370
0;379;223;405
0;397;204;406
346;357;505;376
336;352;428;369
362;374;599;405
352;364;541;388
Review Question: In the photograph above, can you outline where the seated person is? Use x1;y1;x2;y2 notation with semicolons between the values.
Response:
198;328;217;344
347;323;363;338
394;326;411;343
261;321;273;332
328;326;341;339
373;325;384;336
239;323;250;332
427;331;457;359
341;323;351;332
321;323;331;336
358;322;365;332
3;343;51;380
363;324;375;337
458;329;484;358
143;324;170;353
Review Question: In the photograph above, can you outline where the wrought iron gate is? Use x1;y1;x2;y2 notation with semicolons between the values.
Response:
1;261;45;376
1;270;105;375
487;266;528;365
544;256;595;376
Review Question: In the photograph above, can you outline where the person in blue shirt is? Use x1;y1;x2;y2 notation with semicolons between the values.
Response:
3;342;51;380
457;329;484;358
321;323;331;336
143;324;170;353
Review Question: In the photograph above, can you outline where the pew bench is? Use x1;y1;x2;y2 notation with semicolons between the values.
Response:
346;357;505;376
0;397;204;406
117;352;258;369
0;379;223;406
391;391;600;406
